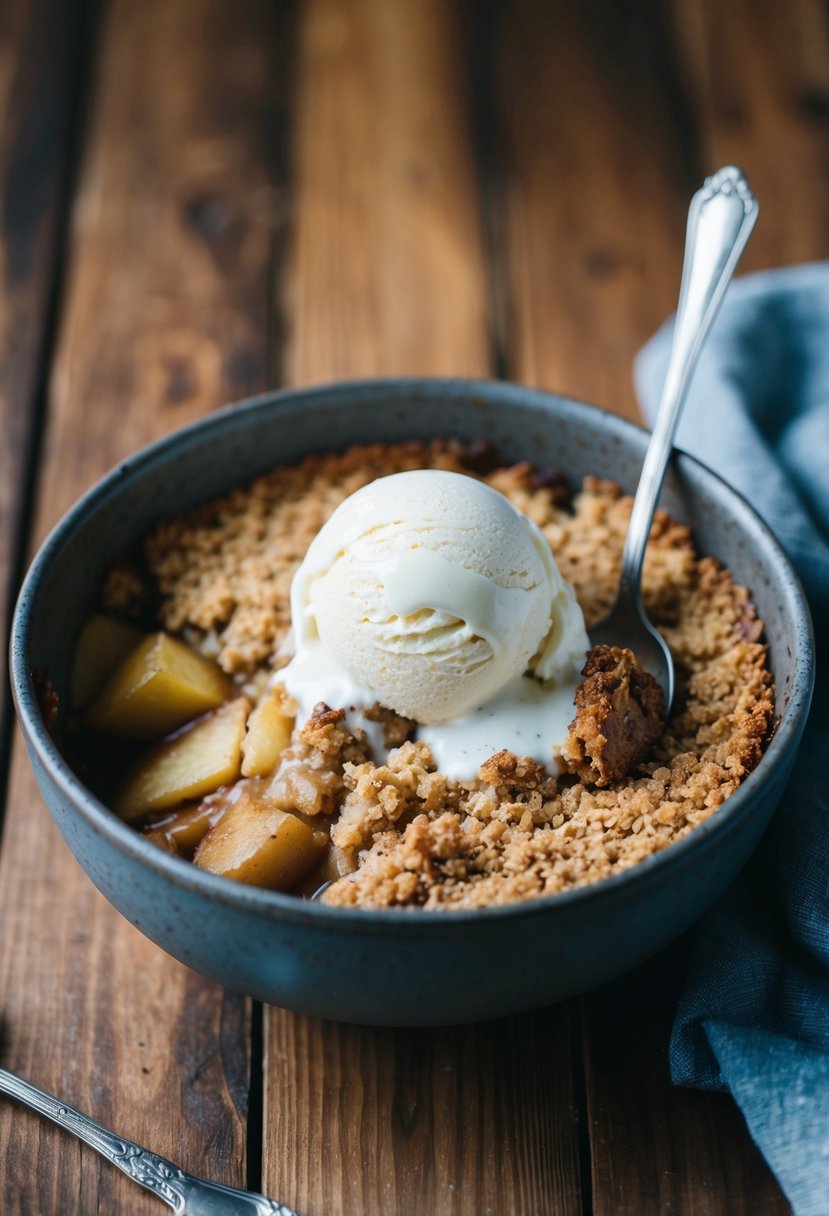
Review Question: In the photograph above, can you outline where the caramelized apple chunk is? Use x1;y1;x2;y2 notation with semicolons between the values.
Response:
241;687;295;777
142;798;227;858
144;826;181;856
115;697;249;822
87;631;232;738
71;615;143;709
194;789;327;891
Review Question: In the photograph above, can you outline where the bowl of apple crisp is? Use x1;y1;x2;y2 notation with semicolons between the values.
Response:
10;380;814;1025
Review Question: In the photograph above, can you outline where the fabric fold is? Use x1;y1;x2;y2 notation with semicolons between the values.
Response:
636;262;829;1216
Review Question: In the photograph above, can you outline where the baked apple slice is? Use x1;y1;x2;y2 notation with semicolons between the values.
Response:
70;614;143;709
241;687;295;777
87;631;232;738
195;790;326;891
115;697;249;822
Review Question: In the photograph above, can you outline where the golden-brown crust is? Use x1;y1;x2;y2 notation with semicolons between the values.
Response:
363;702;416;749
560;645;665;787
477;750;553;795
101;564;151;619
108;440;774;910
268;703;370;817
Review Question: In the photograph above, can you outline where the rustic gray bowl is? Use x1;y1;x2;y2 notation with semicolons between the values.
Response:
10;380;814;1026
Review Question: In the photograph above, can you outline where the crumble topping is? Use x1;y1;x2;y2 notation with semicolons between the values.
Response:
268;703;370;817
110;439;773;909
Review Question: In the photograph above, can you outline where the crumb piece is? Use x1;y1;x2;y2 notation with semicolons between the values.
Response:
529;466;571;504
364;702;416;748
478;750;552;796
560;645;665;786
299;702;365;761
461;438;501;474
102;564;150;618
331;740;453;857
268;703;369;816
737;598;764;643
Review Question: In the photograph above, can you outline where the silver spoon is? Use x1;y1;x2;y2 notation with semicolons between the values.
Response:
0;1066;298;1215
591;165;758;714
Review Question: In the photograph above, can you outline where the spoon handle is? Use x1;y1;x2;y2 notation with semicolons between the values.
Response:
620;165;758;594
0;1066;147;1171
0;1066;297;1214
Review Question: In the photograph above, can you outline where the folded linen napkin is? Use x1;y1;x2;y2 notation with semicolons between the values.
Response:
636;262;829;1216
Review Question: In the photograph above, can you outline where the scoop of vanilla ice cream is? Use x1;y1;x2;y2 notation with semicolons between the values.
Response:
285;470;589;725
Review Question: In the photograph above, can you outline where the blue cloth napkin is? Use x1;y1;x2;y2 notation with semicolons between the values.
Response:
636;262;829;1216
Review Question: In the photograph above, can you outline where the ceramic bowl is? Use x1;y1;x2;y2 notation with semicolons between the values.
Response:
10;380;814;1026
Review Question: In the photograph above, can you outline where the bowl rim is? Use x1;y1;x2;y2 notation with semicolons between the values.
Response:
10;376;816;936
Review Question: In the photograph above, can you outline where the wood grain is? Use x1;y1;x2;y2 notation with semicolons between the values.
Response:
285;0;492;384
266;1009;582;1216
0;0;85;759
0;1;289;1211
583;952;789;1215
490;1;791;1211
675;0;829;270
37;0;288;526
0;0;819;1212
492;0;694;419
266;2;580;1213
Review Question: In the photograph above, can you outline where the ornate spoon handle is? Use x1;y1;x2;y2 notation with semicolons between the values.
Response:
0;1067;297;1215
620;164;759;595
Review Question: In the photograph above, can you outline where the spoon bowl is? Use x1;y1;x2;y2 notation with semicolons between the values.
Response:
590;587;675;710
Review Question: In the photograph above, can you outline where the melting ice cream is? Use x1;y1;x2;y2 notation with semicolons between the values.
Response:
281;470;590;776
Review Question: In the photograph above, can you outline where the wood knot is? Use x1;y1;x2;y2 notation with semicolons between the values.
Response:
184;195;233;239
584;247;620;279
795;88;829;124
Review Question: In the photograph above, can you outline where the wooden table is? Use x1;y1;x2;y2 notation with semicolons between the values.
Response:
1;1;824;1211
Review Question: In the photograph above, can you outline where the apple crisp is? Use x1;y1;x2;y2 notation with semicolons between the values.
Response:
77;438;773;910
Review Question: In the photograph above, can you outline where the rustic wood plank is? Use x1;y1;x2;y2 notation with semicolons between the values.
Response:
583;951;790;1216
574;2;829;1209
0;0;84;759
492;1;791;1211
493;0;694;420
265;2;582;1213
35;0;289;523
675;0;829;270
576;1;829;1210
285;0;492;383
267;1008;582;1216
0;1;290;1211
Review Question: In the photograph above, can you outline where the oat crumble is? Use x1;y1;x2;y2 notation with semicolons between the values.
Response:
101;439;774;909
